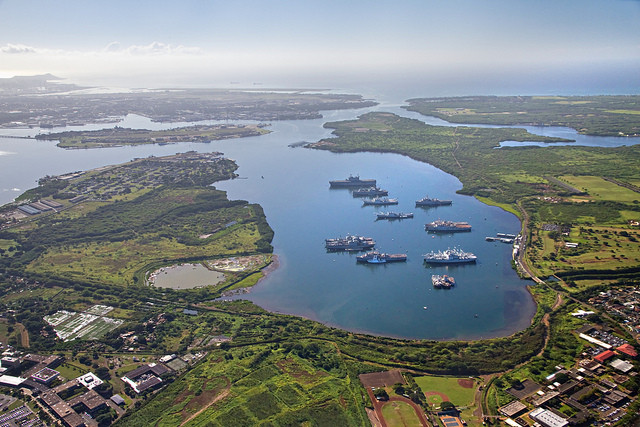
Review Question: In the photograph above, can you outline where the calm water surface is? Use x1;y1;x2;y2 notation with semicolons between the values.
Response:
2;103;637;339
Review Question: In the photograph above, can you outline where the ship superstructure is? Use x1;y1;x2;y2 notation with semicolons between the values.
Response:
423;248;477;264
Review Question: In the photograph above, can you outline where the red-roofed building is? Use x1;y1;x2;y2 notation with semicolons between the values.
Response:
595;350;616;363
616;344;638;358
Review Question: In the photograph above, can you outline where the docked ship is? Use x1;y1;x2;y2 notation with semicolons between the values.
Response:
432;274;455;289
356;251;407;264
352;186;389;197
362;197;398;206
325;235;375;251
425;220;471;232
423;248;477;264
415;195;452;207
329;175;376;188
376;212;414;220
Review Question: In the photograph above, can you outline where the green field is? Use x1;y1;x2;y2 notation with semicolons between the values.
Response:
560;175;640;203
381;400;422;427
414;376;476;407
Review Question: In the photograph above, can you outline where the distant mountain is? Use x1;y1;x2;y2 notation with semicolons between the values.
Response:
0;74;87;94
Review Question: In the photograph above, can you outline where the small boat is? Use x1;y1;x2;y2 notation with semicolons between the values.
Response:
368;254;386;264
431;274;456;289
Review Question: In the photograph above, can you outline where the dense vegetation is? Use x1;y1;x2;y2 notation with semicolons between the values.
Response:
405;95;640;136
0;154;274;288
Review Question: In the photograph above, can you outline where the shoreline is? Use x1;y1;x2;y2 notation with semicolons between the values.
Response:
257;253;280;284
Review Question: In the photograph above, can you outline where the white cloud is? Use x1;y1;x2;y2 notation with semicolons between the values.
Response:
103;41;202;56
0;43;37;54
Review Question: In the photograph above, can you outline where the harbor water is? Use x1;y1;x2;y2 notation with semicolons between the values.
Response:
1;103;638;339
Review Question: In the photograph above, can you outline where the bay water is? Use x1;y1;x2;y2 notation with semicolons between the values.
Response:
1;103;638;339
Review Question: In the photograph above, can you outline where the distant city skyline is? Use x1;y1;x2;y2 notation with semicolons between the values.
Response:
0;0;639;95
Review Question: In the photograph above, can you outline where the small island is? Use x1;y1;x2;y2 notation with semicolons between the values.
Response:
35;124;270;149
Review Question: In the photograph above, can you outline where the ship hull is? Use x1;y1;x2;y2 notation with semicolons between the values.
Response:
363;198;398;206
425;227;471;232
424;258;476;264
416;200;452;206
330;179;376;188
377;213;413;220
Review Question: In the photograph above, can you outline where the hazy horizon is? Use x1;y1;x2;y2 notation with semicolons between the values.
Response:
1;0;639;100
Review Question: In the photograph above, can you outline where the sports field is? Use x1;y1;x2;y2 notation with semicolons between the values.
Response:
414;376;476;407
381;400;422;427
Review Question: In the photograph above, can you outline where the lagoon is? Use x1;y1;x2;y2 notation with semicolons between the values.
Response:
150;264;226;290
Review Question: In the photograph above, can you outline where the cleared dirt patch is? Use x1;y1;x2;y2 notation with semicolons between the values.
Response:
276;357;326;385
457;378;474;389
359;370;405;388
424;390;450;403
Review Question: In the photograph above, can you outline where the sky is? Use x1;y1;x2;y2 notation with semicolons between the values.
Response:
0;0;639;96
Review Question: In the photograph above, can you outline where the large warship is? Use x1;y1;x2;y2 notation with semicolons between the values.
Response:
356;251;407;264
376;212;413;220
362;197;398;206
329;175;376;188
352;186;388;197
423;248;477;264
325;235;375;251
415;195;452;207
425;220;471;232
